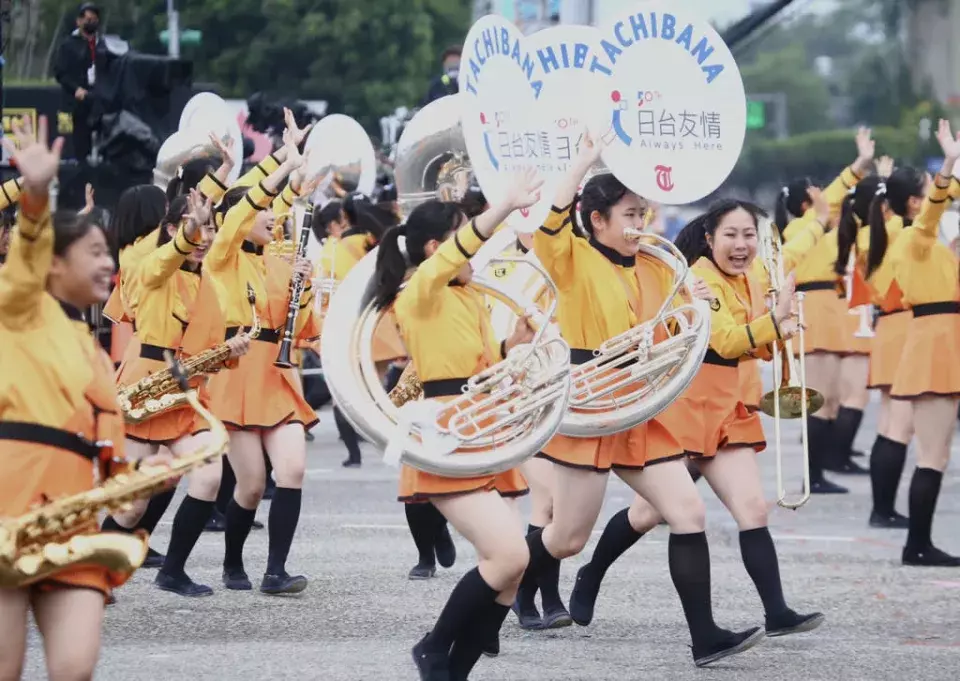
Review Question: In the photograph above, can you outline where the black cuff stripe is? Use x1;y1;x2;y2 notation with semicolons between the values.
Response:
454;233;471;259
244;194;265;211
173;239;190;255
771;312;783;340
1;184;12;205
746;323;756;349
208;173;228;191
930;197;947;204
550;202;574;214
470;219;488;242
499;340;507;360
259;181;279;198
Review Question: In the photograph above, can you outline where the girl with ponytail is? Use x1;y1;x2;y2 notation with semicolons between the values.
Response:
374;172;544;680
871;119;960;567
574;196;830;648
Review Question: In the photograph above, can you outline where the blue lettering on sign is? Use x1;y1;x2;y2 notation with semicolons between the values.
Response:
464;24;544;99
595;12;724;85
535;41;611;77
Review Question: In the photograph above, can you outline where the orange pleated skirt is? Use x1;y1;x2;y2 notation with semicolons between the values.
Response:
794;286;846;355
116;355;208;443
207;337;319;431
110;321;136;366
537;416;682;473
396;393;528;502
890;305;960;400
868;310;909;390
658;359;765;459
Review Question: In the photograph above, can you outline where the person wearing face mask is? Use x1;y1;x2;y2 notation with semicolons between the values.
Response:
0;118;171;681
423;46;462;106
205;122;322;596
518;134;762;668
566;198;831;643
53;3;110;163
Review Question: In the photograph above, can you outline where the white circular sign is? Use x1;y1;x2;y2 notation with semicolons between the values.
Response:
304;114;376;198
459;15;545;233
586;1;746;205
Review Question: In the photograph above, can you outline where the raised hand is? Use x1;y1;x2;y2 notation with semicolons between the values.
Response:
78;183;96;215
209;132;235;166
0;116;64;197
936;119;960;162
576;129;605;168
284;107;313;147
504;167;544;210
855;127;875;163
876;155;894;179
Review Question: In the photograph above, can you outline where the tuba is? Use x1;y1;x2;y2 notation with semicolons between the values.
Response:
321;97;571;477
155;92;243;189
0;355;229;588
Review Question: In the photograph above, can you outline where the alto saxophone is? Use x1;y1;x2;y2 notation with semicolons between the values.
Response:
118;285;260;423
0;356;229;589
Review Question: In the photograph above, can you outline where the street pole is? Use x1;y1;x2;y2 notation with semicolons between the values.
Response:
167;0;180;59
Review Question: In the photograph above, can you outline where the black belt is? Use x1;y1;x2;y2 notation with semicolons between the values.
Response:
876;308;905;318
912;302;960;317
225;326;281;343
570;347;638;369
422;378;469;398
0;422;103;461
796;281;836;293
703;348;738;367
140;344;176;361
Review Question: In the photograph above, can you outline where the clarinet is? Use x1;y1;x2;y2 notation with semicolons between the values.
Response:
274;204;314;368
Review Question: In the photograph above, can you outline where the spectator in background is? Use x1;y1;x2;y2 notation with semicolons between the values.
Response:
54;3;111;163
422;46;461;106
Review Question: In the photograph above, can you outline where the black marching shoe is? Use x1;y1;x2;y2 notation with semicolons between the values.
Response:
902;545;960;567
412;634;451;681
260;572;308;594
482;635;499;658
155;571;213;597
205;509;227;532
825;458;870;475
142;547;165;568
568;565;601;626
435;524;457;569
342;458;361;468
222;566;253;590
765;610;825;637
252;519;264;531
692;627;765;668
851;449;865;458
511;599;542;630
810;478;849;495
263;481;276;501
869;510;909;529
408;563;437;580
540;605;573;629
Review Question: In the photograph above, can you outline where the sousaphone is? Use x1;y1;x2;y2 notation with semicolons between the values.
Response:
303;114;377;200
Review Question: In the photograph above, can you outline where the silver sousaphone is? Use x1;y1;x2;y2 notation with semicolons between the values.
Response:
320;94;572;477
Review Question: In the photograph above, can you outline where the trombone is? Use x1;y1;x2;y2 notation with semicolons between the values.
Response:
757;221;824;510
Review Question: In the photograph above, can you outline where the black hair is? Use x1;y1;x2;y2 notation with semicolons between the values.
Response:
835;176;881;277
156;196;191;247
111;184;167;257
54;210;104;257
213;185;248;226
577;173;630;237
368;203;401;230
865;167;924;277
78;3;100;19
459;187;487;219
312;200;343;241
673;199;768;266
441;45;461;62
166;157;217;202
343;193;386;246
775;178;813;233
372;200;464;310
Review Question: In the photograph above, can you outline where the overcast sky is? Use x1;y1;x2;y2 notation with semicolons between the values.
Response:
594;0;839;27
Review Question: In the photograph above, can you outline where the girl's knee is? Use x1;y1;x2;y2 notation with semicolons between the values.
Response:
551;527;591;559
274;458;306;488
48;653;97;681
628;497;662;533
234;479;265;508
735;494;769;530
666;496;706;534
494;538;530;585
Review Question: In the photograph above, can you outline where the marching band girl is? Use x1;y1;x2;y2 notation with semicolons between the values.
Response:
775;128;876;493
107;191;252;598
524;135;762;667
207;129;322;595
568;197;830;638
885;120;960;566
0;119;166;680
372;174;541;680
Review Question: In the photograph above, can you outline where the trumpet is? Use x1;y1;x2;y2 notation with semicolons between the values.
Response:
757;221;823;510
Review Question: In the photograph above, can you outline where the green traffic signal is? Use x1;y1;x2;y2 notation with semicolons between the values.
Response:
746;100;766;130
159;29;202;46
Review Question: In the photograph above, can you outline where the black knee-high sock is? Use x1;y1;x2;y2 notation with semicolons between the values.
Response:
422;567;497;655
384;363;403;394
516;524;542;610
217;457;237;516
223;498;257;571
333;407;362;462
668;532;720;647
267;487;302;575
405;503;438;567
449;600;510;678
101;515;134;533
586;508;644;580
870;435;907;516
833;407;864;463
739;527;789;618
807;417;832;481
524;527;561;606
264;449;274;485
906;467;943;551
138;489;176;534
161;496;214;578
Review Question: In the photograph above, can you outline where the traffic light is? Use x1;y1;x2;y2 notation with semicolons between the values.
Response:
746;100;766;130
159;29;202;46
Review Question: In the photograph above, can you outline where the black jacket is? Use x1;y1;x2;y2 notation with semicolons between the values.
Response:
53;30;112;111
422;73;459;107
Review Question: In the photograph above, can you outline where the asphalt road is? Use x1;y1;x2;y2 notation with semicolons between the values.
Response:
20;396;960;680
